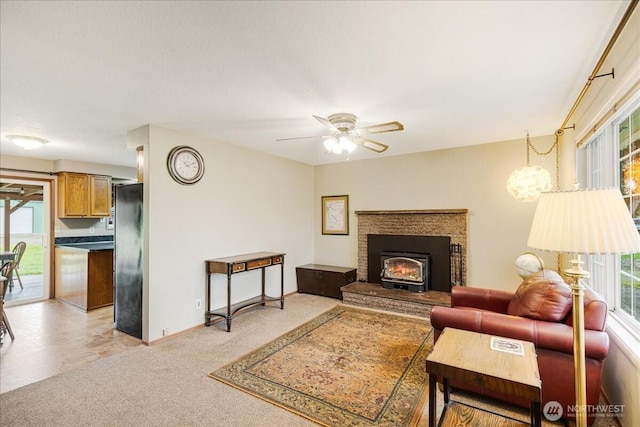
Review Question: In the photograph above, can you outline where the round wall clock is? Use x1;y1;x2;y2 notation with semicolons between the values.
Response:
167;145;205;185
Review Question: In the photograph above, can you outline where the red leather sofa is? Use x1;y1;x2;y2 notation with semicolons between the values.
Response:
430;270;609;424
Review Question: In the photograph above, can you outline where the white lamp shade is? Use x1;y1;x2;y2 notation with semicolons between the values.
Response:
528;188;640;254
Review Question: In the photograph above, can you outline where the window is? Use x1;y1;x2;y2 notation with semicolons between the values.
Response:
578;98;640;334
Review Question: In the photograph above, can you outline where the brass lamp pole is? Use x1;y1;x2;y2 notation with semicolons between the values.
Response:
564;256;589;425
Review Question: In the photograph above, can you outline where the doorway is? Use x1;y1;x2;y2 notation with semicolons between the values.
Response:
0;177;52;305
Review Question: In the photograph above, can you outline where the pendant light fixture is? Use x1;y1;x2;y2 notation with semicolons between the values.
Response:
506;132;558;202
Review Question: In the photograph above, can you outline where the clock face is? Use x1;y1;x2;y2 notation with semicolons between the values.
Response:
167;146;204;185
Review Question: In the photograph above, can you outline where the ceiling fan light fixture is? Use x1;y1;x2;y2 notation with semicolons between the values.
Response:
278;113;401;155
324;136;357;154
7;135;48;150
339;136;357;153
324;137;337;152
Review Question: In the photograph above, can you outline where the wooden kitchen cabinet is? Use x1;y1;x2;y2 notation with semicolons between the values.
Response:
296;264;357;300
58;172;112;218
89;175;112;216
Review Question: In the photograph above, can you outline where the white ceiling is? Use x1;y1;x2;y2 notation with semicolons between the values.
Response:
0;1;630;168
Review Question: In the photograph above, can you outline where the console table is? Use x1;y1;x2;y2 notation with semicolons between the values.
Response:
205;252;285;332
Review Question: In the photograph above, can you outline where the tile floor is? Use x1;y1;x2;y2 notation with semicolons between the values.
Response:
0;300;140;393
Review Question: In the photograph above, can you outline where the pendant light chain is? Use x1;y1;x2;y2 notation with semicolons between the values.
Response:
525;133;560;190
520;132;562;270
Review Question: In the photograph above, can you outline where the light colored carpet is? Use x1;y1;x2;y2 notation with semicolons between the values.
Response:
0;293;337;426
0;293;622;426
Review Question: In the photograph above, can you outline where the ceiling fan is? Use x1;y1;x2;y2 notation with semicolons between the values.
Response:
277;113;404;154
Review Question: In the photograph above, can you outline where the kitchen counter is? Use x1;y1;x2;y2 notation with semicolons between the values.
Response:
55;240;113;311
55;242;114;251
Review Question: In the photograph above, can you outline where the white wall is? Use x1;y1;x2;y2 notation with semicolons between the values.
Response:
314;135;559;291
142;125;314;342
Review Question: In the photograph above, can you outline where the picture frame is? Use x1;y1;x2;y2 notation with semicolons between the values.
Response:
321;195;349;235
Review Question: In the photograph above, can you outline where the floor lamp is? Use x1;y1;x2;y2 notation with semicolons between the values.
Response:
527;188;640;427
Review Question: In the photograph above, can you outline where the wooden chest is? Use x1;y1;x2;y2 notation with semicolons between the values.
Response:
296;264;357;300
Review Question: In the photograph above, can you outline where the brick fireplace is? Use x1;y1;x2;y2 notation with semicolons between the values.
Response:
342;209;467;317
355;209;468;288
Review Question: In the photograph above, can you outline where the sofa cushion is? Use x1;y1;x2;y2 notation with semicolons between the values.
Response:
507;270;572;322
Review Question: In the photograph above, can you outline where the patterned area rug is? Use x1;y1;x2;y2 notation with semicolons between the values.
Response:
209;305;433;427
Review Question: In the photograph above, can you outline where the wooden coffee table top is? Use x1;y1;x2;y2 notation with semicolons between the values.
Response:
426;328;541;402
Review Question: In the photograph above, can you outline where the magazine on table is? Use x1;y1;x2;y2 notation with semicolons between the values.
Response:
490;336;525;356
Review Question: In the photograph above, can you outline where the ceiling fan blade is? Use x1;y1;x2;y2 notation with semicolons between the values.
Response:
276;135;325;142
356;121;404;134
354;136;389;153
313;115;339;133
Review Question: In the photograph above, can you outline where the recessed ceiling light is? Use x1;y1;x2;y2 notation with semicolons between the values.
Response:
6;135;48;150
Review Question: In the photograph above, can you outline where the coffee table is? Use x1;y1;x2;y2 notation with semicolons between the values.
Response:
426;328;542;427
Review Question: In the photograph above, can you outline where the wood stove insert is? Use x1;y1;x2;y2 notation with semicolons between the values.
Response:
380;251;429;292
367;234;452;293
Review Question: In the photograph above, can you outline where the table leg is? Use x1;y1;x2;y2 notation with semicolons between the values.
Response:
226;273;232;332
280;261;285;309
443;377;450;404
428;373;436;427
206;267;211;313
261;268;266;306
531;401;541;427
205;270;211;326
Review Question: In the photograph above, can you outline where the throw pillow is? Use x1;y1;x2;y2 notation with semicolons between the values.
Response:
507;269;572;322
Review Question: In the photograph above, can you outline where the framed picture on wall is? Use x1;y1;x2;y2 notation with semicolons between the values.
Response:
322;195;349;235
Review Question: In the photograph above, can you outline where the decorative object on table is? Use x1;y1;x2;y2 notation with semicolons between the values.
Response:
506;132;558;202
321;194;349;235
166;145;205;185
210;305;432;427
528;187;640;427
514;252;544;279
276;113;403;155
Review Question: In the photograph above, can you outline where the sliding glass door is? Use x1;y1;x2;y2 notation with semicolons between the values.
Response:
0;177;51;305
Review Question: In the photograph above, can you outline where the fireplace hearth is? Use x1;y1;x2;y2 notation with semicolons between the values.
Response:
380;251;429;292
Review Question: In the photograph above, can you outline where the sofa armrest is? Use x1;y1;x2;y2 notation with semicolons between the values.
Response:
451;286;513;314
430;307;609;361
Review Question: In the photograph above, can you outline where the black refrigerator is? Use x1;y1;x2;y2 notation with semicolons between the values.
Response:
114;183;143;339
